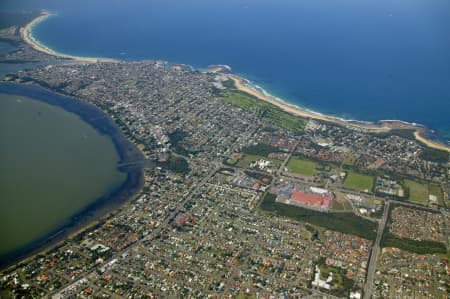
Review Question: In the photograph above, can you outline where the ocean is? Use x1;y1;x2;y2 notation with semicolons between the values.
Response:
2;0;450;142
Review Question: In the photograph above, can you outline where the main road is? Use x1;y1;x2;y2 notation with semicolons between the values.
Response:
363;200;390;299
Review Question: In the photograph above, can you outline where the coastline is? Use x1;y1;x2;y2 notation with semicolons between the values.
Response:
227;75;450;153
228;75;390;133
413;131;450;153
20;10;117;63
20;12;450;153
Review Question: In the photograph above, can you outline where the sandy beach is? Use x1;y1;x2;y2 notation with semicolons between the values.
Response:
414;131;450;153
228;75;390;132
227;75;450;153
20;11;116;63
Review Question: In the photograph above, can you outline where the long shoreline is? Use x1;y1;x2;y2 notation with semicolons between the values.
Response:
20;10;116;63
20;12;450;153
227;75;450;153
228;75;391;133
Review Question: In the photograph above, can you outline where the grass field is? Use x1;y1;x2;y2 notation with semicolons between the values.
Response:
404;180;443;205
286;157;317;177
237;154;281;169
404;179;428;204
343;171;373;192
221;91;305;133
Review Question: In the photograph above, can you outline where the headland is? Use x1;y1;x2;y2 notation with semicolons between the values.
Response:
20;12;450;153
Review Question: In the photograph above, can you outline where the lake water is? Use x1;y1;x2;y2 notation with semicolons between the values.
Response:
0;92;126;258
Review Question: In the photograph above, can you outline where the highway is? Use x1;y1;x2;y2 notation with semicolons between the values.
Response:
363;200;390;299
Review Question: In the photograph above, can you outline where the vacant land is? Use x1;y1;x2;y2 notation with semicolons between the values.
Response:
404;179;428;204
286;157;317;177
343;171;373;192
428;184;443;201
331;192;354;211
221;91;305;133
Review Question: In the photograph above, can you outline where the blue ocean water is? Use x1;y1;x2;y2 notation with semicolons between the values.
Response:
2;0;450;142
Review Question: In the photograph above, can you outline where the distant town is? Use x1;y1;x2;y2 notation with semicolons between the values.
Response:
0;12;449;299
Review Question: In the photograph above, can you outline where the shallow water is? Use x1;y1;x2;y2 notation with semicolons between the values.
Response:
0;93;126;256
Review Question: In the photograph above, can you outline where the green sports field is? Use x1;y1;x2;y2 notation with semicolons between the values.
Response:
286;157;317;176
343;171;373;192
